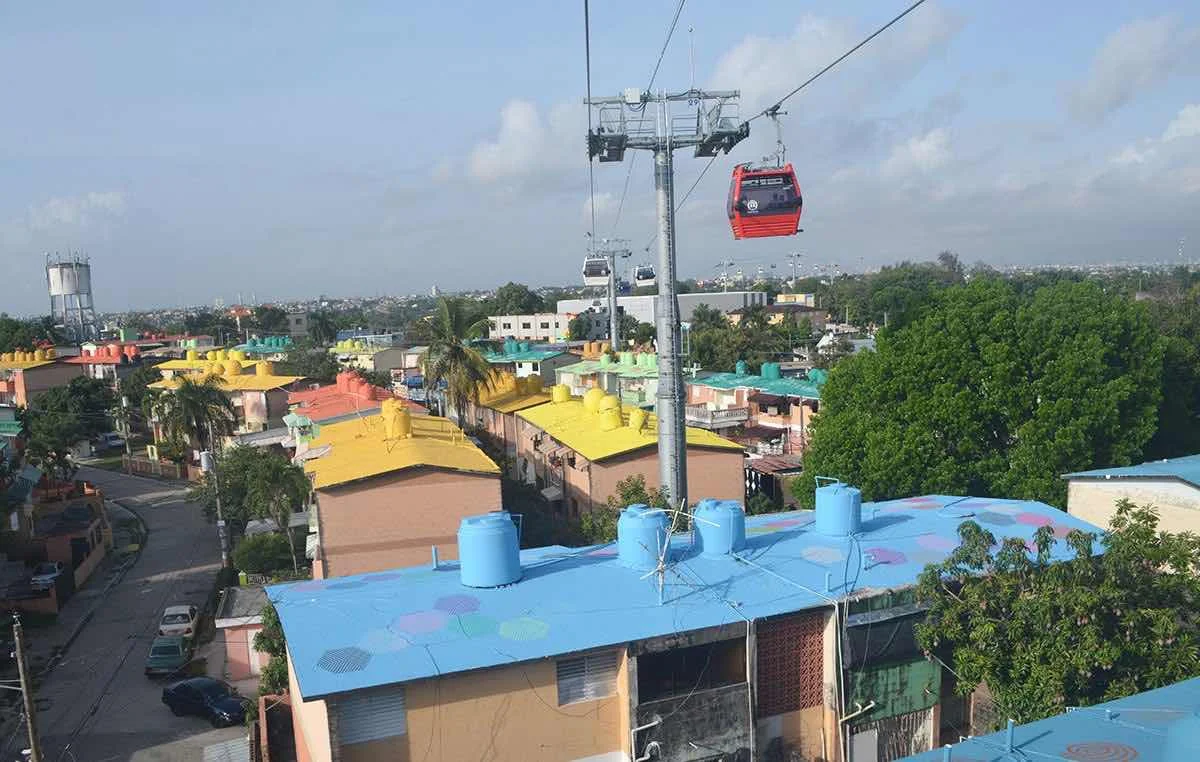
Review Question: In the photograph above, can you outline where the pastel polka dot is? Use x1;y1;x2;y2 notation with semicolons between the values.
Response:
747;526;777;536
1016;512;1053;527
359;628;411;653
450;613;500;638
976;511;1015;527
865;547;907;565
909;549;949;566
499;616;550;641
1051;524;1073;539
800;545;846;565
435;594;480;614
392;610;450;635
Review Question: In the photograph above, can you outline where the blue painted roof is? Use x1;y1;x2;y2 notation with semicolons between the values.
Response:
269;495;1100;700
1064;454;1200;489
899;677;1200;762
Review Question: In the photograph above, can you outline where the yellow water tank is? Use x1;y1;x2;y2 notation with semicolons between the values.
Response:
33;349;46;361
598;394;620;413
256;361;274;377
215;349;227;361
552;384;571;404
525;375;544;394
206;350;218;362
600;408;623;431
223;360;241;378
45;348;56;359
186;349;199;361
629;408;648;433
381;398;413;439
582;387;605;413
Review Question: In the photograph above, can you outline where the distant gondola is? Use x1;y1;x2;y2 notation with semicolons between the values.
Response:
582;255;611;287
633;264;656;289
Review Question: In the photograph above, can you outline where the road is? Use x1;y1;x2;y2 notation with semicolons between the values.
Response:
31;467;244;762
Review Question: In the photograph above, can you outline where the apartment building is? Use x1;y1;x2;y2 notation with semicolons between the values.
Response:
1065;453;1200;534
481;338;573;384
488;313;574;342
149;356;306;438
686;362;825;456
0;350;83;407
555;350;660;409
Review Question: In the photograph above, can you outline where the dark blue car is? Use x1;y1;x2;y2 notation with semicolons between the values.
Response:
162;677;248;727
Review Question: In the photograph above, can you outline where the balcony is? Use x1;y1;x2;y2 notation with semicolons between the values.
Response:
685;404;749;429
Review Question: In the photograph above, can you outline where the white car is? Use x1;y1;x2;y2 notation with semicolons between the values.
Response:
159;605;199;637
30;562;64;590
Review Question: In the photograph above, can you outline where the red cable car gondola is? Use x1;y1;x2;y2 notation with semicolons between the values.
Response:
728;163;803;239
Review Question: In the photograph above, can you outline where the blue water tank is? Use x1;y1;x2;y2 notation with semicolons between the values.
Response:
815;482;862;536
617;504;669;570
457;512;522;588
694;499;747;557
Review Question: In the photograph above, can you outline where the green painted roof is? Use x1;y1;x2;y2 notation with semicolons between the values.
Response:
483;348;565;363
691;371;824;399
558;358;659;379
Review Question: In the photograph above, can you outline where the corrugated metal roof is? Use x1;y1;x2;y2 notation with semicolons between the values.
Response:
270;495;1101;700
304;412;499;489
1064;454;1200;489
482;348;566;363
899;676;1200;762
517;397;742;462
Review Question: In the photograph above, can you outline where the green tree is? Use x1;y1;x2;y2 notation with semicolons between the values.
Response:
118;363;162;416
423;298;493;421
353;368;393;389
633;322;656;346
916;500;1200;725
188;445;263;535
579;474;671;544
276;350;340;384
489;282;545;315
568;314;590;341
156;376;236;452
232;533;293;575
1143;290;1200;459
32;376;117;438
25;410;82;482
252;306;290;333
244;455;310;573
0;315;62;354
307;311;338;346
253;604;289;695
796;279;1164;507
618;313;638;344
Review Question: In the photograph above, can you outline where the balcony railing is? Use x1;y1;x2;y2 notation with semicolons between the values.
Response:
685;404;750;428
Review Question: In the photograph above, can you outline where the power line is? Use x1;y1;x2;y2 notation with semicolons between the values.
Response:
749;0;930;122
646;0;688;93
583;0;597;242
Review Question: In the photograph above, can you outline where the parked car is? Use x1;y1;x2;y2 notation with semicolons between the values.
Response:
30;562;65;590
158;605;199;637
94;432;126;450
161;677;248;727
144;636;193;677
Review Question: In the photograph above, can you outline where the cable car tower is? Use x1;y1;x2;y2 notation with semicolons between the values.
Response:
586;236;632;346
586;88;746;507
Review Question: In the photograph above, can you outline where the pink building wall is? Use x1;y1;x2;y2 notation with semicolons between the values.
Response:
223;622;269;681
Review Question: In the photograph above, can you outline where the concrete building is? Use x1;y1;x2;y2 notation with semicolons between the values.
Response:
461;373;551;475
331;337;409;375
727;303;827;330
1065;454;1200;534
488;313;574;342
149;354;306;438
288;372;423;426
775;293;816;307
481;338;573;385
686;363;825;457
62;343;148;387
515;386;744;513
302;400;501;579
900;675;1200;762
269;491;1100;762
287;312;310;340
0;350;83;407
216;584;269;682
558;290;768;327
556;350;660;409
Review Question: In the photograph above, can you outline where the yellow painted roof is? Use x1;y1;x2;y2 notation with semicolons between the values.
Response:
154;359;257;371
150;374;304;392
517;398;743;462
305;414;499;489
0;359;55;371
474;372;552;414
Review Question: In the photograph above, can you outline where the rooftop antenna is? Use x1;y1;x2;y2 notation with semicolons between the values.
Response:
639;498;719;606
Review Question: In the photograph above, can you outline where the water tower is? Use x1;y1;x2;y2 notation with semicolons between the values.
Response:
46;253;99;342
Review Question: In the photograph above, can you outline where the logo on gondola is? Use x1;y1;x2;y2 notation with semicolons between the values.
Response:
746;199;759;211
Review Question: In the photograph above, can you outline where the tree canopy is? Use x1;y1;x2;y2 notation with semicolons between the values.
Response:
486;282;545;316
797;279;1164;507
916;501;1200;725
277;349;341;384
0;315;62;354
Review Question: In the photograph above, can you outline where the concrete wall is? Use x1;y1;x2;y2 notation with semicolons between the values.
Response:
223;622;267;681
587;448;745;511
1067;478;1200;534
14;362;84;406
559;292;768;327
316;467;502;577
289;653;332;762
488;314;573;342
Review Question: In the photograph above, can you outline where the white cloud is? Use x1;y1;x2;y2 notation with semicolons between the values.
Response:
1164;104;1200;141
582;191;616;224
882;128;951;177
1066;17;1199;123
467;100;583;186
26;191;127;231
1111;143;1156;166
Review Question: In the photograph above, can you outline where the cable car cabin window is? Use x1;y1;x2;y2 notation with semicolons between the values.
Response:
737;174;800;216
637;638;746;702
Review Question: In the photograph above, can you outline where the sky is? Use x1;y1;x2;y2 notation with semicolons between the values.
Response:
1;1;1198;315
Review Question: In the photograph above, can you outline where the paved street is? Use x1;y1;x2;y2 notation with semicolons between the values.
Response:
28;467;245;762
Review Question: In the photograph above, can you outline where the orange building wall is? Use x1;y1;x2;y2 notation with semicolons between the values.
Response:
11;363;84;407
316;467;502;578
288;654;332;762
571;447;744;512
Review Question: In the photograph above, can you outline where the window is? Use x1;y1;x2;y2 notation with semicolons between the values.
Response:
522;322;532;329
502;322;512;329
540;322;550;329
557;651;619;705
638;638;745;702
530;362;539;371
337;687;407;744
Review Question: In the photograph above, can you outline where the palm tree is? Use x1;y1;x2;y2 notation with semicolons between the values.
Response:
158;376;237;452
422;298;493;423
308;311;337;346
245;455;311;573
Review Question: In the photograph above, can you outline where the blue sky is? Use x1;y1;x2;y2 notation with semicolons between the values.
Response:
1;1;1198;314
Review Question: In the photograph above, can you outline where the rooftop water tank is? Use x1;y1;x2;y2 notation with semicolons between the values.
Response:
618;504;669;570
762;362;782;380
458;512;522;588
735;360;748;376
694;499;747;557
815;481;862;536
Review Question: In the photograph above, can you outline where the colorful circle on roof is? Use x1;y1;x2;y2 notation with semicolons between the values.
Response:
362;571;407;582
451;613;500;638
916;534;957;552
1052;524;1074;539
1016;512;1053;527
359;628;411;653
800;545;846;565
434;594;481;615
317;646;371;673
499;616;550;641
392;610;450;635
763;518;806;529
976;511;1016;527
865;547;907;565
747;526;777;536
1062;741;1139;761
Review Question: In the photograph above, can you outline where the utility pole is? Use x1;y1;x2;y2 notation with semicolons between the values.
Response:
593;238;631;348
202;423;230;567
14;615;42;762
587;88;746;506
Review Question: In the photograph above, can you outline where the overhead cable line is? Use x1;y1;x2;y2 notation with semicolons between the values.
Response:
749;0;929;122
584;0;597;242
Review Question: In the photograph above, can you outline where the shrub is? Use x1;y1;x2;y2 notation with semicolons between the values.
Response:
232;533;293;575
